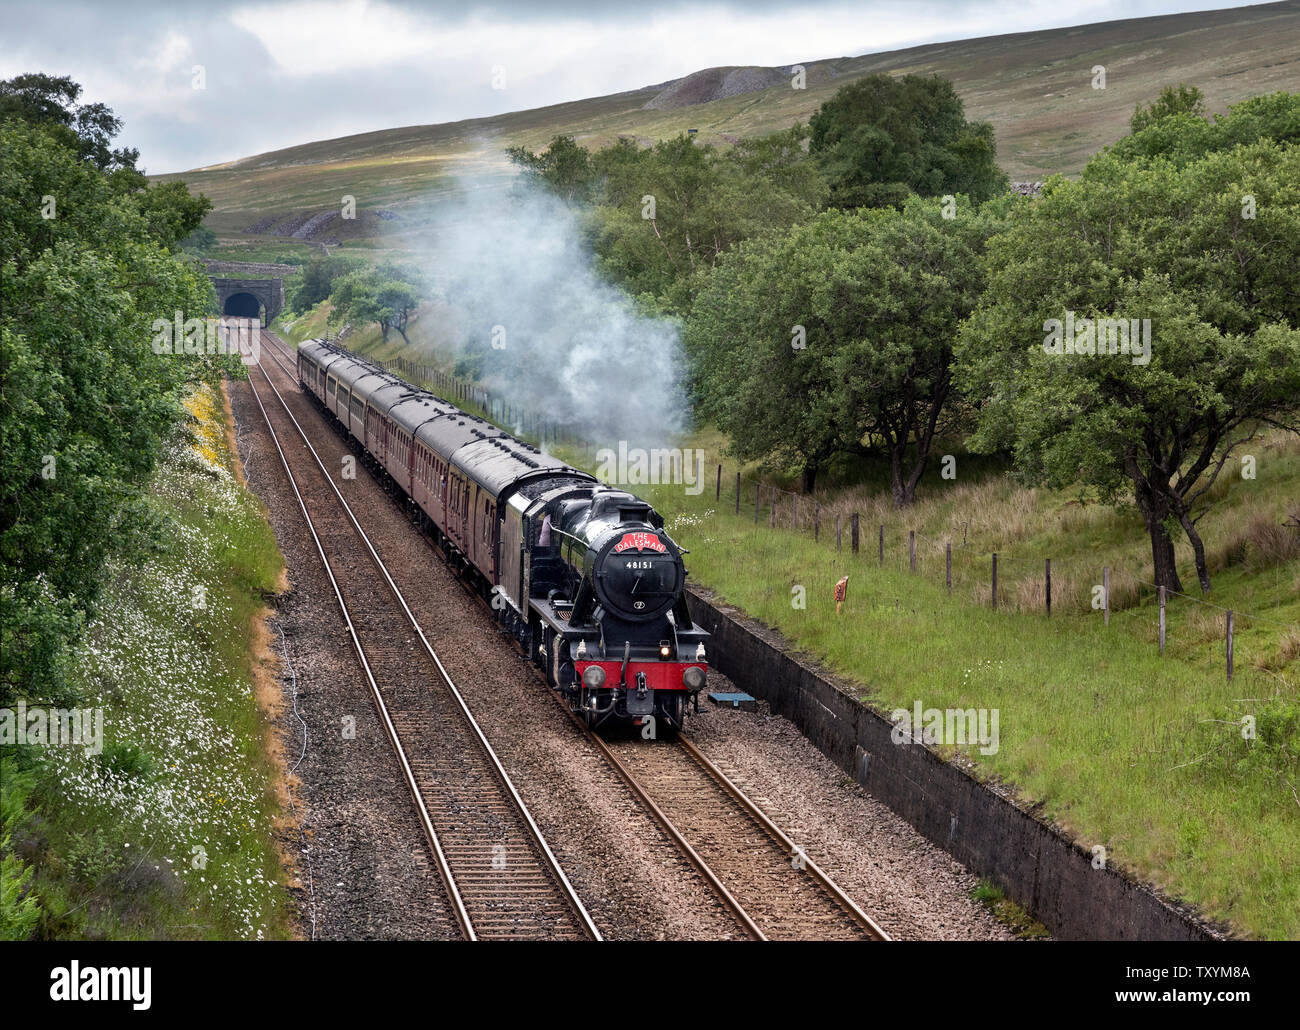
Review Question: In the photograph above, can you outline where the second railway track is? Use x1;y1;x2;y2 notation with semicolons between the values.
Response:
254;329;889;942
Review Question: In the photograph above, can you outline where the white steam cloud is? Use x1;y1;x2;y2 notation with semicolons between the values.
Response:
409;176;689;449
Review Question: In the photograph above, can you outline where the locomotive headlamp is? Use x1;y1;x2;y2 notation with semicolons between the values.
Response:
659;641;672;659
582;664;607;689
682;666;706;690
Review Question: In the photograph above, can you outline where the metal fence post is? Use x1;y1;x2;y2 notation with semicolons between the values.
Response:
1158;586;1166;654
1226;610;1234;681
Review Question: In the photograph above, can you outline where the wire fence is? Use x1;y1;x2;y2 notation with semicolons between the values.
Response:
697;462;1297;683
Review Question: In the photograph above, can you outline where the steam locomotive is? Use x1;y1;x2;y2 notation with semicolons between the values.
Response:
295;340;709;731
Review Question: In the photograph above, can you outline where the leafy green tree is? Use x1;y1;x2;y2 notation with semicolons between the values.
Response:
180;225;217;254
1130;83;1206;134
288;253;363;312
687;195;996;498
329;265;421;344
956;140;1300;594
588;129;826;311
808;73;1006;210
0;72;139;174
2;99;217;705
1108;90;1300;167
507;134;598;203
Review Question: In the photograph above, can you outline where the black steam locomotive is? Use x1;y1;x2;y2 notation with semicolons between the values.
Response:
295;340;709;730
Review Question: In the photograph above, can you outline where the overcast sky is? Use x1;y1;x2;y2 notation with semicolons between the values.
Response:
1;0;1260;173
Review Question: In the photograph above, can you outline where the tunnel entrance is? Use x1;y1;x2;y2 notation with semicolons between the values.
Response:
223;292;263;319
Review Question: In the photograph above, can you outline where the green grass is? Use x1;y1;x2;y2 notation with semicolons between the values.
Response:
971;879;1051;939
1;384;293;940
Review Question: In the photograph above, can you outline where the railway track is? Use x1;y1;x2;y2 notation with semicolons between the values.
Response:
592;732;887;940
243;329;600;941
254;330;889;942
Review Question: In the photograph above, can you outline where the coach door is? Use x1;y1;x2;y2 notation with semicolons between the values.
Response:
480;495;497;580
448;473;463;545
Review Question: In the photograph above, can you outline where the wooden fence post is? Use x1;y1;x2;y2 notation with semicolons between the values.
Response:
946;542;952;594
715;465;721;502
1103;567;1111;627
909;531;916;572
851;514;860;554
792;494;798;530
992;553;998;609
1158;586;1166;654
1045;558;1051;616
1226;610;1234;681
754;483;760;524
734;472;740;515
770;490;777;528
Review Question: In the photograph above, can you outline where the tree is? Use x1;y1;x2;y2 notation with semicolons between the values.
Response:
288;253;363;312
180;225;217;253
2;113;219;705
507;134;598;203
1130;83;1206;134
329;265;421;344
588;129;826;312
956;140;1300;594
1108;90;1300;167
0;72;140;174
808;73;1006;210
687;196;996;498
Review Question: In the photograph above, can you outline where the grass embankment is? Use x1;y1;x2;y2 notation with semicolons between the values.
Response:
614;434;1299;939
1;383;293;940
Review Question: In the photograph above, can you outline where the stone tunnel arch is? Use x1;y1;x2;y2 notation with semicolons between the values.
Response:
222;291;263;318
209;276;284;325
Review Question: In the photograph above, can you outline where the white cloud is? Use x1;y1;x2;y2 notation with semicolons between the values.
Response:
230;0;443;74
